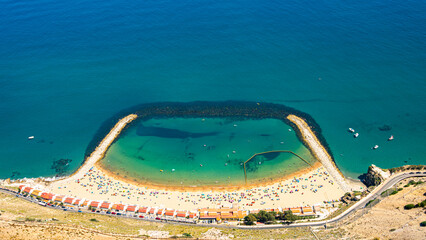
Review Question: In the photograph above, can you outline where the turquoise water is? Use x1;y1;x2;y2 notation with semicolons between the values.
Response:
0;0;425;179
101;118;315;187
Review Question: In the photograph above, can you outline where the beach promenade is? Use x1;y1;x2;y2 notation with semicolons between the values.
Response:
287;115;351;193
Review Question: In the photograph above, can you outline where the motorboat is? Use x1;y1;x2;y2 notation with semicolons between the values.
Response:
388;135;394;141
348;128;355;133
354;133;359;138
372;145;379;150
28;136;34;140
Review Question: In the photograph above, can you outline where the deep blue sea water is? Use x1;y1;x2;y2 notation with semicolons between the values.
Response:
0;0;425;180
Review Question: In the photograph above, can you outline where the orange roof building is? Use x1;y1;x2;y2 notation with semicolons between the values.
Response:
73;199;81;205
126;205;137;212
82;200;89;207
31;190;41;196
100;202;110;209
176;211;187;218
113;204;125;211
23;187;32;193
138;207;148;213
64;197;74;204
165;210;175;216
54;196;64;202
149;208;156;214
41;192;54;200
289;207;302;215
156;209;164;215
90;201;100;208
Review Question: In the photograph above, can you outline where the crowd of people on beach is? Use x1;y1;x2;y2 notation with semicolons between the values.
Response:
55;166;340;209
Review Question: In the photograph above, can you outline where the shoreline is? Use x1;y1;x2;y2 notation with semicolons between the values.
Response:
95;159;322;192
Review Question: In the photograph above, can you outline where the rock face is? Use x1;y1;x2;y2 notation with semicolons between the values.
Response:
361;164;390;187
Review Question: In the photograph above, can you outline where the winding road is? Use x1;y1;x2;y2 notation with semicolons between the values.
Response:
1;171;425;229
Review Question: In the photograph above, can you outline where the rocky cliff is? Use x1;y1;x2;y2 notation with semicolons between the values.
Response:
360;164;390;187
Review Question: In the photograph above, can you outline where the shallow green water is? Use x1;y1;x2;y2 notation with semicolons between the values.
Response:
101;118;316;187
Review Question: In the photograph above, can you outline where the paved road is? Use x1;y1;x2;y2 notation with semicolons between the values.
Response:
1;171;425;229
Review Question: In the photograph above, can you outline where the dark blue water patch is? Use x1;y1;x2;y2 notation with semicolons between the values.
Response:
136;123;219;139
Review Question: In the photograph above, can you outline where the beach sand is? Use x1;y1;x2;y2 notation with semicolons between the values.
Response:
48;164;345;211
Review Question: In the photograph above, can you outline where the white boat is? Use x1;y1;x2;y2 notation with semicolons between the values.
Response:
388;135;394;141
354;133;359;138
372;145;379;150
348;128;355;133
28;136;34;140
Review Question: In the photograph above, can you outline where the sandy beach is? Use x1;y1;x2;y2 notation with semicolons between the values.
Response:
48;165;345;211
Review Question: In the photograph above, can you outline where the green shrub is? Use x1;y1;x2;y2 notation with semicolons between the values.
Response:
420;221;426;227
404;204;415;210
89;218;98;222
243;214;257;225
182;233;192;237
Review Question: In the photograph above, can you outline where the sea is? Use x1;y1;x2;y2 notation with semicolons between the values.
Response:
0;0;425;181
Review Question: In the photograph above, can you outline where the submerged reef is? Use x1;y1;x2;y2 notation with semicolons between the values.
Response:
51;158;72;176
85;101;335;168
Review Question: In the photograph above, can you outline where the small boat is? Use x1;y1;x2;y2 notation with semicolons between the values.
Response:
354;133;359;138
233;124;237;127
172;169;175;172
348;128;355;133
200;164;203;167
388;135;394;141
372;145;379;150
288;129;292;132
28;136;35;140
232;150;236;154
160;169;163;172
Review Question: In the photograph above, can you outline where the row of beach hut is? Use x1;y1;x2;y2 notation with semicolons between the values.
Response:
19;185;318;223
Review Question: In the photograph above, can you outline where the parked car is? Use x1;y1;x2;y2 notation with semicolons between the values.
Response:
139;215;144;218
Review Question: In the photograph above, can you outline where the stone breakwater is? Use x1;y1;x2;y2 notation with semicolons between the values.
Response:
85;101;335;162
52;114;138;186
287;115;351;193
